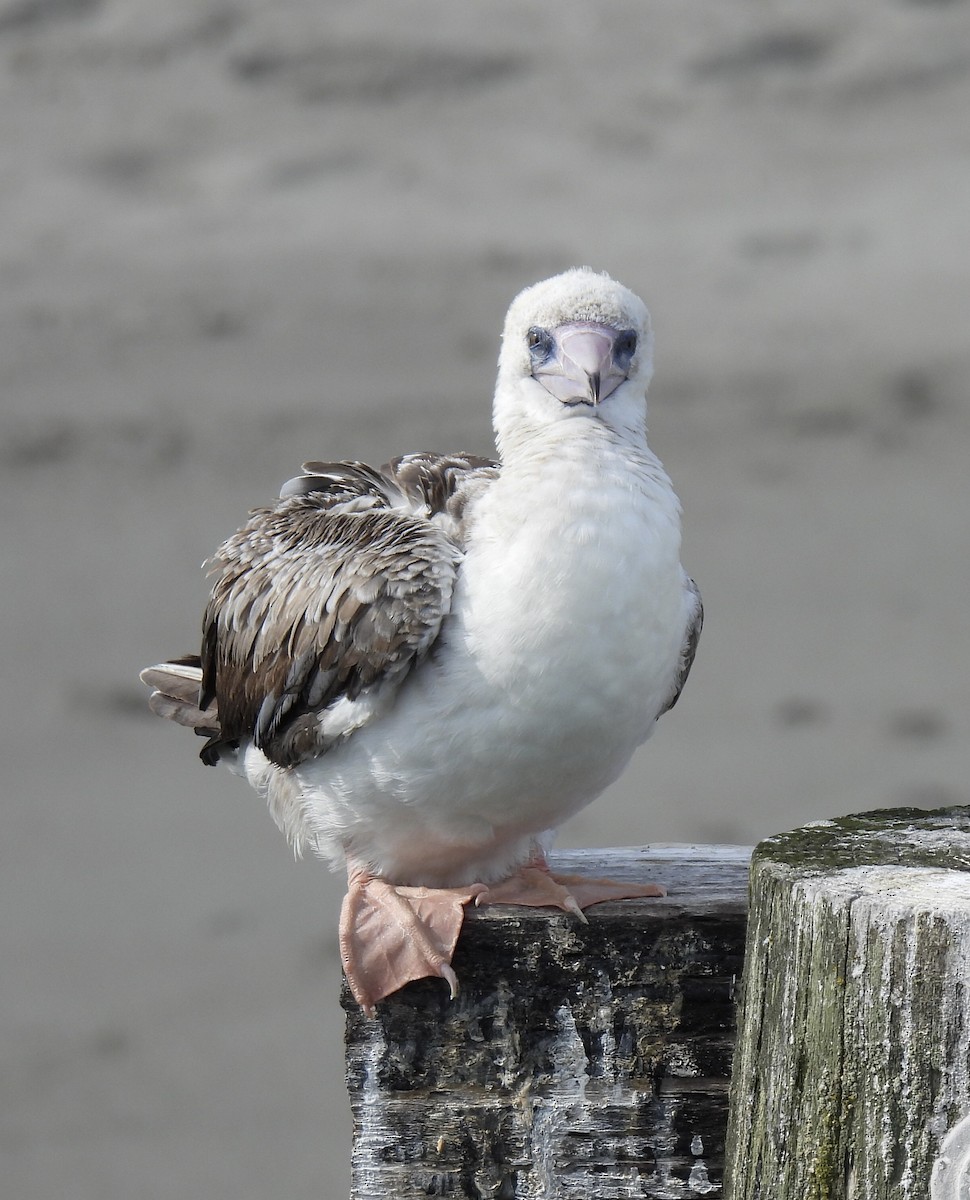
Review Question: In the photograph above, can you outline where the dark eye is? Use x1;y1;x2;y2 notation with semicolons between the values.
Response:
614;330;637;367
527;326;554;364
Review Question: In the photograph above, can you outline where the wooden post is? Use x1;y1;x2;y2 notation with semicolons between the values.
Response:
344;845;750;1199
725;805;970;1200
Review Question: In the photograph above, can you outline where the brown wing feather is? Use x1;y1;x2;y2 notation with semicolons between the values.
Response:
384;452;498;522
196;459;487;769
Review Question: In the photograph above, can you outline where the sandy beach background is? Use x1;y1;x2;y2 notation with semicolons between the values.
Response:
3;2;968;1196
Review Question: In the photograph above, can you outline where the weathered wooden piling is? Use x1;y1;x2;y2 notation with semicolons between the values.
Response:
725;806;970;1200
344;845;750;1199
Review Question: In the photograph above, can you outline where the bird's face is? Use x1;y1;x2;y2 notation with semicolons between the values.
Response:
494;268;654;453
526;321;639;408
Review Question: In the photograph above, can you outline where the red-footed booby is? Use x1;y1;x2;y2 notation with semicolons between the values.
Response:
141;269;703;1015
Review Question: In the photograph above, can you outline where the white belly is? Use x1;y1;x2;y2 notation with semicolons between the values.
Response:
272;437;688;885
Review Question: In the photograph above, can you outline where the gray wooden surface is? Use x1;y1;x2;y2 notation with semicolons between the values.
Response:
725;806;970;1200
345;845;751;1199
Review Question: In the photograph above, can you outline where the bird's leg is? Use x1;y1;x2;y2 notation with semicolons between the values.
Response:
339;863;485;1017
474;847;666;918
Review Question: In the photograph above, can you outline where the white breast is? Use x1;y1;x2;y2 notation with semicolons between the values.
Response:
452;430;685;789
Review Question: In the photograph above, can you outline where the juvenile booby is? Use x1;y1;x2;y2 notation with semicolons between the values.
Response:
142;268;702;1015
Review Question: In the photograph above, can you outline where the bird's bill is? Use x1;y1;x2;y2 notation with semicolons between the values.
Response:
532;322;630;407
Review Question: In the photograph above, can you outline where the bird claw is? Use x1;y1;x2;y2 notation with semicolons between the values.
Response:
563;894;589;924
439;962;460;1001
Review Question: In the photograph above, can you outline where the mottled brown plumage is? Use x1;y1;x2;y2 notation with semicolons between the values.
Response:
196;455;497;769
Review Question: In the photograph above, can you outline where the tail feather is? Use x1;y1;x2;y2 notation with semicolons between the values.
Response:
140;657;220;735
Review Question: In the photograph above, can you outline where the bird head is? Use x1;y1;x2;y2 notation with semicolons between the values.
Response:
493;268;653;455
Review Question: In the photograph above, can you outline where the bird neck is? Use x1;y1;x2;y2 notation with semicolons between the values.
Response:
495;409;648;478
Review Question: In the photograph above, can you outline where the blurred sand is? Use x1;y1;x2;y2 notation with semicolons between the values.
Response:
2;2;969;1196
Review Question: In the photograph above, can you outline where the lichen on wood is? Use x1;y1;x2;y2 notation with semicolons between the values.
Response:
344;846;750;1199
725;806;970;1200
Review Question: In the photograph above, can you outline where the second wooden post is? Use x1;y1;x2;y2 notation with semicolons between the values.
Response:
725;805;970;1200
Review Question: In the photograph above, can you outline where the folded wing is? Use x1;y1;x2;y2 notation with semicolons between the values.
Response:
659;574;703;717
185;455;496;769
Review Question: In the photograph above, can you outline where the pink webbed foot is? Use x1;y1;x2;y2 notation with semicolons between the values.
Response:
339;865;484;1016
474;856;666;919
